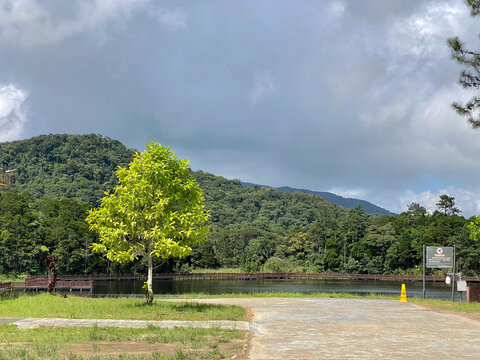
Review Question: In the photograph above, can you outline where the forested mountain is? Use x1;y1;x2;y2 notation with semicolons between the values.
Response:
0;134;135;205
0;134;349;233
0;134;479;277
194;172;345;231
242;182;394;215
1;134;392;215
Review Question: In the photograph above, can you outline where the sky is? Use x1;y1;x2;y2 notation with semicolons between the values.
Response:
1;0;480;216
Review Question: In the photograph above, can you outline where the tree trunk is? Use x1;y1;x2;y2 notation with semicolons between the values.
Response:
324;240;327;263
146;252;154;305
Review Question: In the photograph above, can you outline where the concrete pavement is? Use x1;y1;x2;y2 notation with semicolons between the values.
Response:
0;317;249;330
174;297;480;360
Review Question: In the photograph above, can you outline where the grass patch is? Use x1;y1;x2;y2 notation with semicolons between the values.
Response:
0;294;246;321
0;324;240;345
410;298;480;315
169;291;398;300
190;268;242;274
0;325;243;360
0;348;196;360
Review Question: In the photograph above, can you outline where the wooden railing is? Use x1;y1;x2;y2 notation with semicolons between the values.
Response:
12;278;93;290
23;273;480;283
0;282;12;291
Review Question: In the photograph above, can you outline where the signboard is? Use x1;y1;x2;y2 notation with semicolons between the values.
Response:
426;246;454;268
457;281;467;292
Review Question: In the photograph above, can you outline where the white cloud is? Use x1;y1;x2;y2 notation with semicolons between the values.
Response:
150;7;188;31
326;1;346;18
0;0;146;47
0;84;28;142
387;1;471;61
250;71;277;104
397;187;480;217
328;187;369;199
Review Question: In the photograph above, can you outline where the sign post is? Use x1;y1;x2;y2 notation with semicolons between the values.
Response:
424;245;456;301
451;245;456;302
423;245;426;299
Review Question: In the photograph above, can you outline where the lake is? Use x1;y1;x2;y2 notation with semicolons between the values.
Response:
92;278;465;301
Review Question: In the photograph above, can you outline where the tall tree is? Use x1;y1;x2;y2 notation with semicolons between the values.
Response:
447;0;480;248
86;142;209;304
406;202;427;217
436;194;461;216
447;0;480;128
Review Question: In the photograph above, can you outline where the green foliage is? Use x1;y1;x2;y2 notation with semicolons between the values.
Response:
0;134;134;204
0;190;104;275
87;142;209;263
261;257;293;273
469;216;480;241
447;0;480;128
436;194;461;216
287;232;314;261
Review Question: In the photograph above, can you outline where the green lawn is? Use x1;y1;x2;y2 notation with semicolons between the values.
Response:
0;294;246;321
410;298;480;314
171;291;397;299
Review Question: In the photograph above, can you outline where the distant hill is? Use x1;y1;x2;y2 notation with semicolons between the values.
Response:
242;182;394;215
0;135;394;216
0;134;349;231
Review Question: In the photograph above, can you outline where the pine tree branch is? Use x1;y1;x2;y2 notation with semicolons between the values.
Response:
452;97;480;129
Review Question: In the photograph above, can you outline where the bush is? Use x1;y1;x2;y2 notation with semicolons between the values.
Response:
261;257;293;273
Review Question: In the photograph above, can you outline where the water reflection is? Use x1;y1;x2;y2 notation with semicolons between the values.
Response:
92;278;464;301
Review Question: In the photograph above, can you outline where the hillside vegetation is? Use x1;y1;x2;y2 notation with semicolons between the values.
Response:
0;134;478;276
0;134;134;204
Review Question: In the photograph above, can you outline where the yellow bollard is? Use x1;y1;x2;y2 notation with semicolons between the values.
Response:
400;283;407;302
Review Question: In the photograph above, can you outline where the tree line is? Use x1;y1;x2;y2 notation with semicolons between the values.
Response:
1;186;479;277
0;134;479;277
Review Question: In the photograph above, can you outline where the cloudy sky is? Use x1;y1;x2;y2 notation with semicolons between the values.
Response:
1;0;480;216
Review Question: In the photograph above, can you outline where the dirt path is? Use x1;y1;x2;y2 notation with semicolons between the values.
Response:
178;297;480;360
0;317;248;330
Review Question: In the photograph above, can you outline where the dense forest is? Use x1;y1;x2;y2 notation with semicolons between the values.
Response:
0;134;134;204
0;134;479;276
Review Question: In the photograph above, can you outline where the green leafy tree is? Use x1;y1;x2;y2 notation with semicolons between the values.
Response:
406;202;427;218
362;222;395;272
244;236;276;272
287;232;314;262
469;216;480;241
447;0;480;128
436;194;461;216
86;142;209;304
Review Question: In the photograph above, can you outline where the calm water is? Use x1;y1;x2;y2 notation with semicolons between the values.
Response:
92;278;465;301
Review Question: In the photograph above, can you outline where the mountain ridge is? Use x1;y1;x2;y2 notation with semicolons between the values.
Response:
0;134;392;216
241;182;394;215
